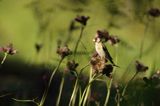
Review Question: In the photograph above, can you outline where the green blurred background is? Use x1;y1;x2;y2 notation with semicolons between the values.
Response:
0;0;160;77
0;0;160;105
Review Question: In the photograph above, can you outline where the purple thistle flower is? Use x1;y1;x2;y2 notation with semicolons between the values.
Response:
0;43;17;55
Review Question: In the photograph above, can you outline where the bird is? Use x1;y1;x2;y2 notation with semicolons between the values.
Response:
93;37;119;67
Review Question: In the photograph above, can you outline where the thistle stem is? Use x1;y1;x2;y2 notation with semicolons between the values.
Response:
104;78;113;106
139;19;149;59
73;27;84;58
1;53;8;65
12;98;39;106
69;78;78;106
79;73;101;106
56;74;65;106
104;46;118;106
0;93;12;98
69;63;89;106
82;68;93;106
121;72;138;98
39;58;63;106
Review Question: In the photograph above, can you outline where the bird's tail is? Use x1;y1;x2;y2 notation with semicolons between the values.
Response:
113;64;120;68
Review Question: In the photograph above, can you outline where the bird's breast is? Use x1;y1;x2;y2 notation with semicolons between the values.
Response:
95;43;105;58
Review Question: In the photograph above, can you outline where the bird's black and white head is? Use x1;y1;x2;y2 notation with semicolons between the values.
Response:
93;37;101;43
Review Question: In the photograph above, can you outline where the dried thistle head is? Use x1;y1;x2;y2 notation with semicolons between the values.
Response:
90;52;106;74
94;30;120;45
151;70;160;79
96;30;110;42
148;8;160;17
65;60;79;77
35;43;43;53
90;50;114;77
56;45;72;59
102;64;113;78
135;60;148;73
0;43;17;55
109;35;120;45
75;15;90;26
66;60;79;71
143;70;160;86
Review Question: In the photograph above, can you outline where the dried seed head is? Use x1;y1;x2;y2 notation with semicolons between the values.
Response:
102;64;113;78
75;15;90;26
148;8;160;17
90;52;113;77
56;45;72;59
66;60;79;71
151;70;160;79
109;35;120;45
65;60;79;77
90;52;106;74
96;30;110;42
35;43;43;53
94;30;120;45
135;60;148;73
143;77;150;84
90;52;113;78
143;70;160;86
0;43;17;55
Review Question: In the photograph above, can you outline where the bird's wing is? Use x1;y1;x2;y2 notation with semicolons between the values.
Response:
102;44;114;64
102;43;120;67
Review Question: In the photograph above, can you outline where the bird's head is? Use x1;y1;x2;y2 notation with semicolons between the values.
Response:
93;37;101;43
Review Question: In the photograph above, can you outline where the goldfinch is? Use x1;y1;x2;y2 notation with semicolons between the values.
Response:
93;37;118;67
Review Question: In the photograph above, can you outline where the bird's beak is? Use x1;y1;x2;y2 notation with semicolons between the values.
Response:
93;38;96;42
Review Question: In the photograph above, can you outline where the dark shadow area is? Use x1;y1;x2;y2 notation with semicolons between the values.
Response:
0;59;61;106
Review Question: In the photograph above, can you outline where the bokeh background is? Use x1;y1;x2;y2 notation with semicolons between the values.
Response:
0;0;160;106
